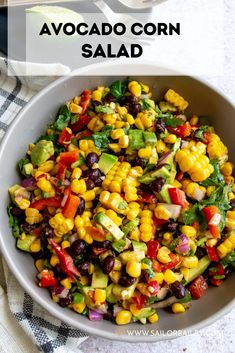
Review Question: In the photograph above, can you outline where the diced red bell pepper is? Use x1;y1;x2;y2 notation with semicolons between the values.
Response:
30;196;62;211
152;260;162;272
85;226;106;242
153;216;167;228
58;128;73;147
138;192;157;204
189;275;208;299
50;239;80;278
63;194;80;219
146;240;160;260
169;122;192;138
70;115;92;133
147;280;159;296
59;150;79;165
39;270;58;288
161;253;181;271
168;188;189;207
75;129;92;140
206;246;219;262
132;293;147;309
204;132;212;144
203;206;221;238
210;278;223;287
80;90;91;114
209;263;224;276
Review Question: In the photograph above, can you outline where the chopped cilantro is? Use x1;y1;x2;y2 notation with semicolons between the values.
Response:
52;105;72;131
92;126;113;150
141;258;155;279
7;205;21;238
109;80;126;99
194;125;209;141
95;105;114;114
156;107;183;128
200;160;224;187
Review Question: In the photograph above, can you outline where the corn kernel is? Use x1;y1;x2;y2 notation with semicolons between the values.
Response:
181;225;196;238
94;289;106;304
156;140;166;154
61;240;70;249
116;310;132;325
61;278;72;290
119;135;129;148
154;205;171;220
70;102;82;114
17;198;30;210
111;129;125;140
221;162;233;176
30;239;41;253
92;89;102;102
164;134;177;144
73;302;86;313
190;115;199;125
126;114;135;125
128;81;141;97
130;304;142;317
50;254;60;267
164;269;178;284
152;272;164;285
71;179;87;194
38;160;55;173
157;246;171;264
148;313;159;323
138;146;152;159
126;260;142;278
71;167;82;180
35;259;44;272
181;256;198;268
172;303;185;313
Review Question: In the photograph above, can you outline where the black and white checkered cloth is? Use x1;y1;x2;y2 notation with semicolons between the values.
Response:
0;57;88;353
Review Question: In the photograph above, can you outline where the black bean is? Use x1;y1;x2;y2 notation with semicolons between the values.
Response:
69;240;86;258
85;179;95;190
230;199;235;209
11;207;24;216
128;103;141;116
135;157;146;168
169;281;186;299
86;152;99;167
195;247;207;259
78;261;90;275
92;100;101;108
41;225;55;239
224;267;232;278
93;240;111;249
87;168;102;181
151;177;165;193
21;223;37;234
76;197;85;215
101;255;115;274
103;311;113;321
59;294;72;307
119;274;136;287
94;177;103;187
155;119;166;134
163;221;178;233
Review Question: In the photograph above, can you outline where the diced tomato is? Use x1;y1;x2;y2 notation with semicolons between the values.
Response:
30;196;62;211
152;260;162;272
57;162;67;183
59;150;79;165
204;132;212;144
63;194;80;219
189;275;208;299
80;90;91;114
147;281;159;296
75;129;92;140
39;270;58;288
132;293;147;309
206;246;219;262
146;240;160;260
138;192;157;204
210;278;223;287
85;226;106;242
169;122;192;138
70;115;92;133
161;253;181;271
203;206;221;238
168;188;189;207
58;128;73;147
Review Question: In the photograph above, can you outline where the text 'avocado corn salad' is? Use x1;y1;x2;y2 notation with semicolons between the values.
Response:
8;80;235;325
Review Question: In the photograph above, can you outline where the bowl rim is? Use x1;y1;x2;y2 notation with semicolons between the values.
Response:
0;61;234;342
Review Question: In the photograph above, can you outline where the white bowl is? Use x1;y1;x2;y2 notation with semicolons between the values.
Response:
0;62;234;342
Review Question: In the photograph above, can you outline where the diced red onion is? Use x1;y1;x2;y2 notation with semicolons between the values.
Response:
193;187;205;201
56;287;69;299
209;213;221;226
21;177;36;190
177;233;190;254
181;140;189;149
64;179;71;186
69;233;79;244
88;309;103;321
113;305;123;317
159;203;182;219
155;286;168;300
177;114;187;122
61;193;69;207
157;152;171;166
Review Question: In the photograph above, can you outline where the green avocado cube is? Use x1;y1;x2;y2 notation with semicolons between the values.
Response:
98;153;118;175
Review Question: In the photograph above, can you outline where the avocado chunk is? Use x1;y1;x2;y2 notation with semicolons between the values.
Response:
98;153;118;175
23;163;33;176
143;131;157;146
133;307;156;320
91;266;108;288
157;184;172;204
186;255;211;283
112;282;137;300
31;140;54;166
119;250;145;264
128;130;145;150
138;166;171;184
106;284;117;304
94;212;124;241
112;239;126;253
132;240;147;253
17;235;37;252
121;218;139;236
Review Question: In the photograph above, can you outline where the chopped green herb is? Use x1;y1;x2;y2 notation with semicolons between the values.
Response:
141;258;155;279
200;160;224;187
95;105;114;114
194;125;209;141
92;126;113;150
109;80;126;99
7;205;21;238
52;105;72;131
156;107;183;128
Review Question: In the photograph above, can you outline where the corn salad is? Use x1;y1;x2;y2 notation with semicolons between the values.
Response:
7;79;235;326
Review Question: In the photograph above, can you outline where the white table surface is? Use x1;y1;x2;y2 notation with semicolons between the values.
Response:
80;1;235;352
